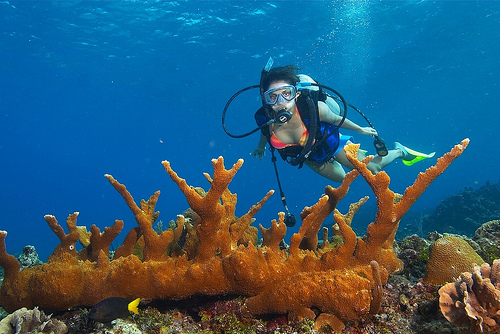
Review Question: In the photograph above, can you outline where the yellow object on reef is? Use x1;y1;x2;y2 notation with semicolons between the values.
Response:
395;142;436;166
128;298;140;315
0;139;470;332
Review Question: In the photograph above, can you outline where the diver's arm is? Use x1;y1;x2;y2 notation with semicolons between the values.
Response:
318;102;378;136
250;133;267;159
341;119;378;136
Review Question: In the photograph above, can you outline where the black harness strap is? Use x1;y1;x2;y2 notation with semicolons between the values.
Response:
287;90;318;168
270;147;295;227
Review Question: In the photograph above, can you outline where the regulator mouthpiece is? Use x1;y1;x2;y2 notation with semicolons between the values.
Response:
275;108;292;124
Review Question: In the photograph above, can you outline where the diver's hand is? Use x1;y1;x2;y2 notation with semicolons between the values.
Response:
358;127;378;136
250;147;266;160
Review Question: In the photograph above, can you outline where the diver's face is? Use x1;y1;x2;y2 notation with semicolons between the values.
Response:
267;81;298;112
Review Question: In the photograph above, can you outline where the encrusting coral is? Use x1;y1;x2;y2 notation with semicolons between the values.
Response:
439;259;500;333
0;139;469;331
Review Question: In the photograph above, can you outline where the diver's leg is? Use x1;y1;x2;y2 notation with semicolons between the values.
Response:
334;147;404;174
332;144;367;170
305;159;346;182
365;149;404;173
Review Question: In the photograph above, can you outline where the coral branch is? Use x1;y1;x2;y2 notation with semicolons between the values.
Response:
105;174;171;261
86;220;124;262
321;227;329;249
395;138;470;218
104;174;142;217
341;196;369;227
369;260;383;314
298;170;359;251
44;212;80;260
0;231;20;281
260;212;287;251
113;227;140;259
320;209;358;270
230;190;274;249
342;140;470;273
162;157;244;262
324;168;359;208
289;195;329;256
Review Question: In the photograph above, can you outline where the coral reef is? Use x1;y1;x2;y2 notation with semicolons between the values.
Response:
425;235;486;285
398;228;499;286
473;220;500;264
17;246;42;270
422;180;500;236
366;275;455;334
0;307;67;334
396;234;431;283
0;139;469;331
438;260;500;333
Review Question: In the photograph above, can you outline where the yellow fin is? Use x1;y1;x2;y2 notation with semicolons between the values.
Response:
404;146;436;159
402;147;436;166
395;142;435;166
128;298;140;315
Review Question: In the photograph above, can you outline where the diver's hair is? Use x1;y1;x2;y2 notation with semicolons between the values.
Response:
262;65;300;91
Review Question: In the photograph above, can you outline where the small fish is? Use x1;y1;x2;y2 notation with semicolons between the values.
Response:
89;297;140;324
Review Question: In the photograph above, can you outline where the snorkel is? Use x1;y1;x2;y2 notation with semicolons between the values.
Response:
260;57;274;103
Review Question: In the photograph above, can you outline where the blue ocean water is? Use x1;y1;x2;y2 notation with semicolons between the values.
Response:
1;1;498;261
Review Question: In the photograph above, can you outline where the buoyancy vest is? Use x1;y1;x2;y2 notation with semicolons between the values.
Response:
254;88;341;166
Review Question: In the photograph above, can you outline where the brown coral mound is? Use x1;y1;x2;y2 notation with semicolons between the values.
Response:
439;259;500;333
0;139;469;330
425;235;486;285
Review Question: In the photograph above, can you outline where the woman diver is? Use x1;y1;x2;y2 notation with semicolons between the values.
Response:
251;65;433;183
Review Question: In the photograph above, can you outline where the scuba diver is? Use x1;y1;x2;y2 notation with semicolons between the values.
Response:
222;59;434;226
251;65;435;182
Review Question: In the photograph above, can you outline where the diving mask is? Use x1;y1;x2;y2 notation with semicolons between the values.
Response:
263;85;297;105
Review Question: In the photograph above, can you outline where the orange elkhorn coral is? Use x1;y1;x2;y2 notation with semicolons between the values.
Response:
0;139;469;331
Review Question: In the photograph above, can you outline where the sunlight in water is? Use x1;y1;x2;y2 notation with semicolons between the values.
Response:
305;1;373;85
